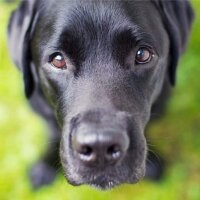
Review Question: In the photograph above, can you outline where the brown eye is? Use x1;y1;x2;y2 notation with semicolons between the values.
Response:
51;53;67;69
135;47;153;64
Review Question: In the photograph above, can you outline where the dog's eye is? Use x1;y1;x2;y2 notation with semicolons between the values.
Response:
50;53;67;69
135;47;153;64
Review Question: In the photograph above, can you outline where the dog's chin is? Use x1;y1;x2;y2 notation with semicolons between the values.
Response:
64;166;145;190
67;174;142;190
88;176;141;190
89;179;121;190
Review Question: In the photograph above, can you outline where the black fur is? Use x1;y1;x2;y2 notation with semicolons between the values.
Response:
8;0;193;189
153;0;194;85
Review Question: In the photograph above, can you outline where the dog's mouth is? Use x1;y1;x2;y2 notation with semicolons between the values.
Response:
68;172;122;189
61;153;146;190
87;171;143;190
86;175;125;190
65;170;144;190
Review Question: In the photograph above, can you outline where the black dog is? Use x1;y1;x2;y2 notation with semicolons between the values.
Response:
7;0;193;189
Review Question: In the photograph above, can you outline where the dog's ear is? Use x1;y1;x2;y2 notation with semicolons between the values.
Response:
153;0;194;86
7;0;38;98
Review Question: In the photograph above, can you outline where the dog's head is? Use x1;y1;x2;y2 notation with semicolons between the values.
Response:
8;0;193;189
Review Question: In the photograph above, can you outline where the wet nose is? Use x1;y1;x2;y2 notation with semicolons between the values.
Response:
72;128;129;167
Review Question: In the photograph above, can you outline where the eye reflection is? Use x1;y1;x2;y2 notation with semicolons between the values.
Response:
50;53;67;69
135;47;153;64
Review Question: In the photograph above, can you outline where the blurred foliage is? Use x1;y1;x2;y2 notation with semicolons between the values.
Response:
0;1;200;200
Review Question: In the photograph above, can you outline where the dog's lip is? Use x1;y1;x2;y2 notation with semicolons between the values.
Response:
67;173;141;190
88;175;141;190
63;163;144;189
67;173;123;189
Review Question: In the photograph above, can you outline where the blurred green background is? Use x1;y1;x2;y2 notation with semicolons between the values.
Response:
0;1;200;200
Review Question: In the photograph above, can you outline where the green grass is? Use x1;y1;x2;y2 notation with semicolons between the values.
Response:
0;1;200;200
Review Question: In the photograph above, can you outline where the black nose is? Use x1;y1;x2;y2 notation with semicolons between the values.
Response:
72;128;129;167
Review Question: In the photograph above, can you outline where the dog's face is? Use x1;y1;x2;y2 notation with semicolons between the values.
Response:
8;0;193;189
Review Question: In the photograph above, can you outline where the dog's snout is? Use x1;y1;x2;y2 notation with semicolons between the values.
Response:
72;126;130;167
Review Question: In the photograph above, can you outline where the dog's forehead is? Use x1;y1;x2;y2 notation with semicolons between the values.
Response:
37;0;163;46
40;0;157;28
42;1;130;30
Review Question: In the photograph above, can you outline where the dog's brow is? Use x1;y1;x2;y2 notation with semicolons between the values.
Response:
131;27;155;46
115;27;156;48
134;33;156;48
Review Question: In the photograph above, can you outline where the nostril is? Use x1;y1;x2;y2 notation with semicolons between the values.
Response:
107;144;122;160
79;145;93;156
77;145;96;163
